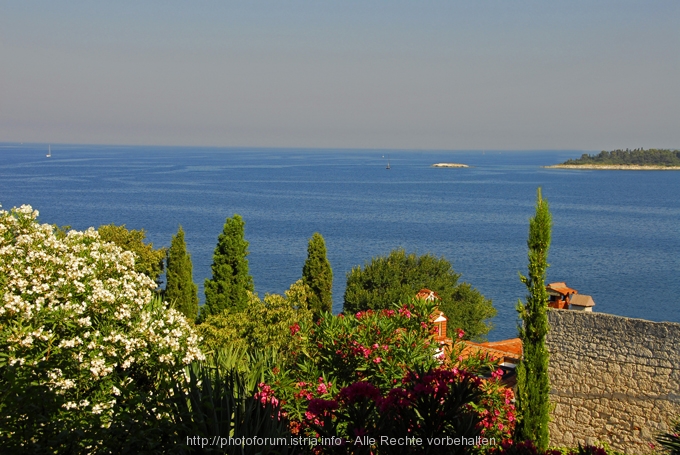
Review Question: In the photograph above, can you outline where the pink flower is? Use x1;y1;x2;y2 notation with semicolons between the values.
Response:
373;357;382;364
457;328;465;339
398;307;412;318
254;383;279;407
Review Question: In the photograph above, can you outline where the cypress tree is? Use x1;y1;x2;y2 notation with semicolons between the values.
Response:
164;226;199;320
201;214;254;319
302;232;333;320
515;188;552;449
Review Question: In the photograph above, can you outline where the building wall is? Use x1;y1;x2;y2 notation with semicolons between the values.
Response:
546;309;680;454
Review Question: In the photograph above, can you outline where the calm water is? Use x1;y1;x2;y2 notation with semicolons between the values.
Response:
1;144;679;340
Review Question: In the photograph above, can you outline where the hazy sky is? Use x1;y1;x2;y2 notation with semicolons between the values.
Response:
1;1;678;150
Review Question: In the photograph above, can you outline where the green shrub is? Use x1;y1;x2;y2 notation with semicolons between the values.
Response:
344;249;495;340
197;280;314;356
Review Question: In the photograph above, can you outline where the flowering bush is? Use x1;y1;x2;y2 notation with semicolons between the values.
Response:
0;205;203;452
298;366;514;455
260;298;515;454
270;299;441;423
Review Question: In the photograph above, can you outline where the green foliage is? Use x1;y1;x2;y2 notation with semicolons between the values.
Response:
562;148;680;166
302;232;333;320
0;206;203;453
198;280;314;356
515;188;552;450
270;299;441;423
169;347;293;455
301;368;488;455
266;294;517;453
165;225;199;320
343;249;496;340
657;418;680;455
98;223;166;285
202;214;254;319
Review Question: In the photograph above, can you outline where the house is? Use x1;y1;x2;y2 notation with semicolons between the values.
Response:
546;282;578;309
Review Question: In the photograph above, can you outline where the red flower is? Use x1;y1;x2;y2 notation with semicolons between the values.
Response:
339;381;381;404
290;323;301;335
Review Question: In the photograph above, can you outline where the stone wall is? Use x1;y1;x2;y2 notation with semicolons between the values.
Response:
547;309;680;454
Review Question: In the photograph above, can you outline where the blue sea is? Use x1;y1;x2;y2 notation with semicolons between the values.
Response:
1;143;679;340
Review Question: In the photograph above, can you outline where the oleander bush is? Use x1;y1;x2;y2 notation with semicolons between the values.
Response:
257;298;515;453
0;205;203;453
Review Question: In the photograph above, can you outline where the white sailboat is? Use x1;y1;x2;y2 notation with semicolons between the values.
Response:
386;155;390;169
46;145;52;158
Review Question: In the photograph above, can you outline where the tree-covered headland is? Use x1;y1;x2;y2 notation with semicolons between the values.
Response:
561;148;680;166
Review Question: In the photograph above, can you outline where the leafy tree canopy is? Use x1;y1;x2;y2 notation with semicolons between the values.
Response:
97;223;166;285
343;249;496;340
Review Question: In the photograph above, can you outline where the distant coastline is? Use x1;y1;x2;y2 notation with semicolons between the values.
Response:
551;148;680;169
545;164;680;170
432;163;469;168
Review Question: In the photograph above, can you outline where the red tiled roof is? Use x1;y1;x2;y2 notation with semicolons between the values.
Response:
480;338;523;357
459;338;522;364
546;282;578;296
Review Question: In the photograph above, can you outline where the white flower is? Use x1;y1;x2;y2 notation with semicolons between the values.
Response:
0;204;203;423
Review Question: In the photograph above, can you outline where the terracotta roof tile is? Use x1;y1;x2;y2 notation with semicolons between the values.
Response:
459;338;523;364
546;282;578;296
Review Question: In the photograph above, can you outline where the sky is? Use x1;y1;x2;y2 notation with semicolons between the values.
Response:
1;1;679;150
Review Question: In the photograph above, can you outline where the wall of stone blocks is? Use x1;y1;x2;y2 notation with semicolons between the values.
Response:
546;309;680;454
